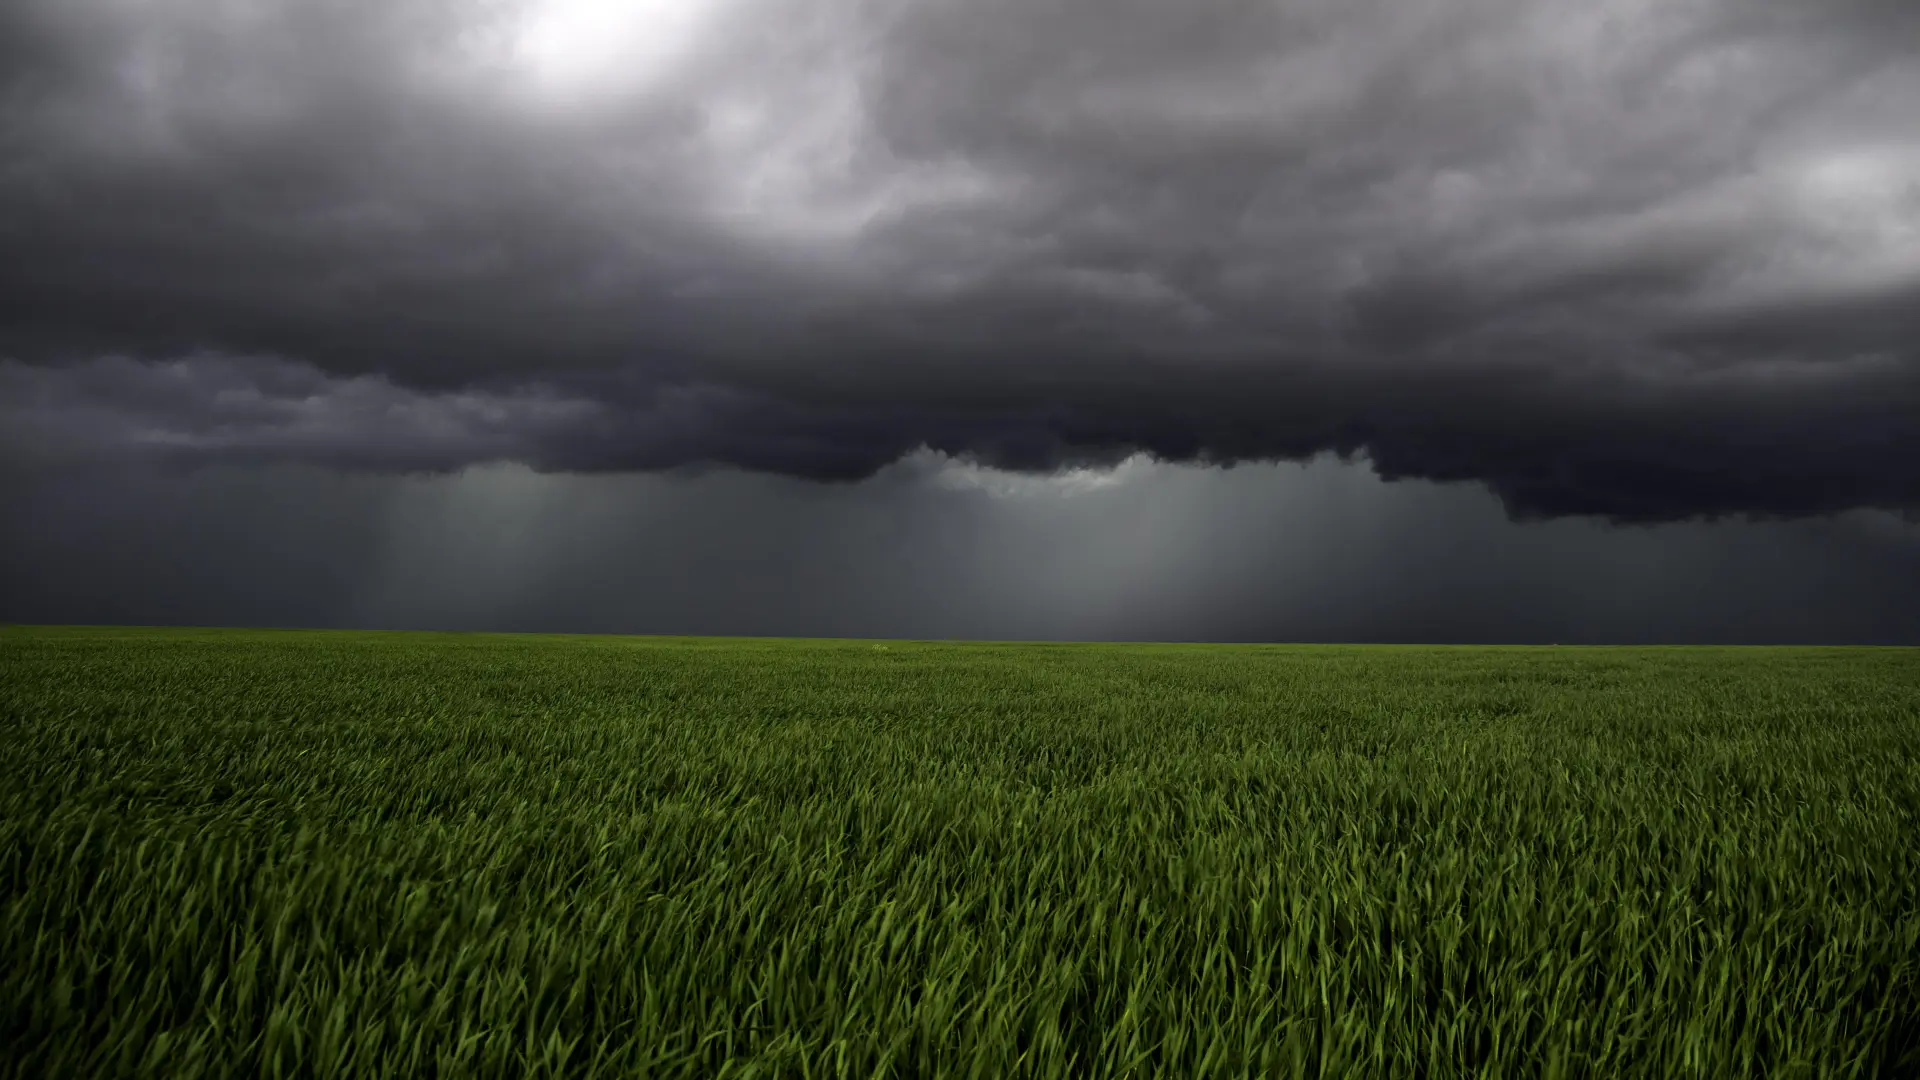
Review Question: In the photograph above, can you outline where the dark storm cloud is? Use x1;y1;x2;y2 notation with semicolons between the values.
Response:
3;0;1918;522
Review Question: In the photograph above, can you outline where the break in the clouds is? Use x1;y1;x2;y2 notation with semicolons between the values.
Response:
3;0;1918;523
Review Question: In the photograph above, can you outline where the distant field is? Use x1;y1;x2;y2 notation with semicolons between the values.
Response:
2;626;1916;1079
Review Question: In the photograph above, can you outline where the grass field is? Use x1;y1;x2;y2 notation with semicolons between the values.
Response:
2;625;1917;1079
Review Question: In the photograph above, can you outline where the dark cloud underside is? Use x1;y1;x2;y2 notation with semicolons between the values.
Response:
3;0;1918;523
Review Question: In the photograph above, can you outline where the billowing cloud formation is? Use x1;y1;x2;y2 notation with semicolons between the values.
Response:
3;0;1918;522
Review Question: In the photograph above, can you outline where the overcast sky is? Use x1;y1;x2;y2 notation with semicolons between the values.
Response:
3;0;1917;642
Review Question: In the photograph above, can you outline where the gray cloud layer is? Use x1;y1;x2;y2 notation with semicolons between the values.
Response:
4;0;1919;522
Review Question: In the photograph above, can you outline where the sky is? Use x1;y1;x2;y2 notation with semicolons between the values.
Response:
2;0;1917;642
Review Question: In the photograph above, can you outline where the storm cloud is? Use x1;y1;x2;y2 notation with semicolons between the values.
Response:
3;0;1919;523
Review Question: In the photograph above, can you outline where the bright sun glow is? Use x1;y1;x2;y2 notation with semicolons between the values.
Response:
511;0;716;99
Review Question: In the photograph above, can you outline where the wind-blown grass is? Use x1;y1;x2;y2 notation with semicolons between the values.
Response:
2;626;1916;1078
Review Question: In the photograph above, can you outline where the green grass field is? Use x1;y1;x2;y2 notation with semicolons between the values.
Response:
2;626;1917;1079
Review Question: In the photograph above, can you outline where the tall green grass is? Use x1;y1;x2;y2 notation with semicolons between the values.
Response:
2;626;1916;1078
